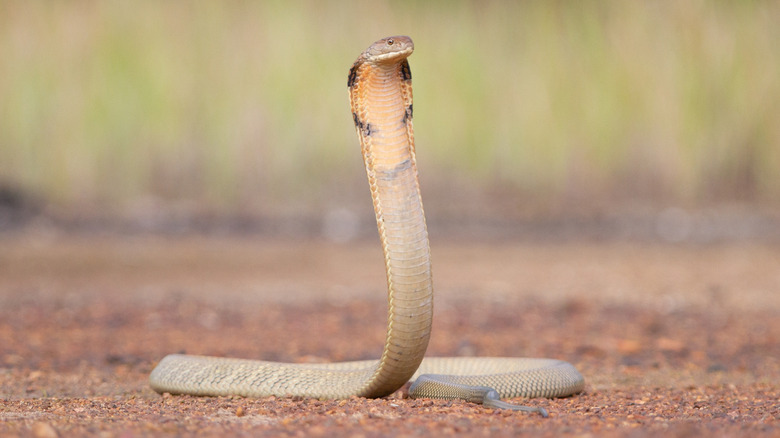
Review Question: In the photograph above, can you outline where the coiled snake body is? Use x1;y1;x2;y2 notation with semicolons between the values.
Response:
150;36;584;415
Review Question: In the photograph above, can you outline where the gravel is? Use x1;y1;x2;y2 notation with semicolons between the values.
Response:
1;234;778;436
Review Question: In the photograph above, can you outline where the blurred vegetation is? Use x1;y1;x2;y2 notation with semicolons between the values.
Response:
0;1;778;220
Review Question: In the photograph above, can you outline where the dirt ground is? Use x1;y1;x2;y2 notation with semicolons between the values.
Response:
1;232;778;437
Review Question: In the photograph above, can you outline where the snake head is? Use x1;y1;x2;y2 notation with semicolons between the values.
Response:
363;35;414;64
349;36;414;87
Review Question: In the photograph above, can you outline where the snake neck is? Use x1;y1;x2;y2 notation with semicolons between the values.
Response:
352;60;433;398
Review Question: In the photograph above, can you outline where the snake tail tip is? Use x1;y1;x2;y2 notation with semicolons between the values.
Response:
483;391;549;417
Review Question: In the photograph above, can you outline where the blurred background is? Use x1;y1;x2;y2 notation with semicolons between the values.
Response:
1;1;778;241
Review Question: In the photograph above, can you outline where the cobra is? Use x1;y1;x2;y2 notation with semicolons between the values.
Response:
149;35;584;416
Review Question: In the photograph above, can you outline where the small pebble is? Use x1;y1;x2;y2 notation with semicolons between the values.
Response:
31;422;58;438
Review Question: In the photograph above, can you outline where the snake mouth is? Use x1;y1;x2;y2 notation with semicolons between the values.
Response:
370;48;414;64
370;46;413;62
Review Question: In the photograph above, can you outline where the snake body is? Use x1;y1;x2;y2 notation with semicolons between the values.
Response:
149;36;584;414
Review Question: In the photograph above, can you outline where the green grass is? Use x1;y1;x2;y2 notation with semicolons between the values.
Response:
0;1;778;215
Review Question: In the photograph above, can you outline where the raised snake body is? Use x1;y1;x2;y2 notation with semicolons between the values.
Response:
149;36;584;414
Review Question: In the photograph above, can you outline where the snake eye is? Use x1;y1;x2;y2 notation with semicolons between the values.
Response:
387;38;394;45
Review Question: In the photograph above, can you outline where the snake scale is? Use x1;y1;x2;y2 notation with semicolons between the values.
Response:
149;36;584;415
